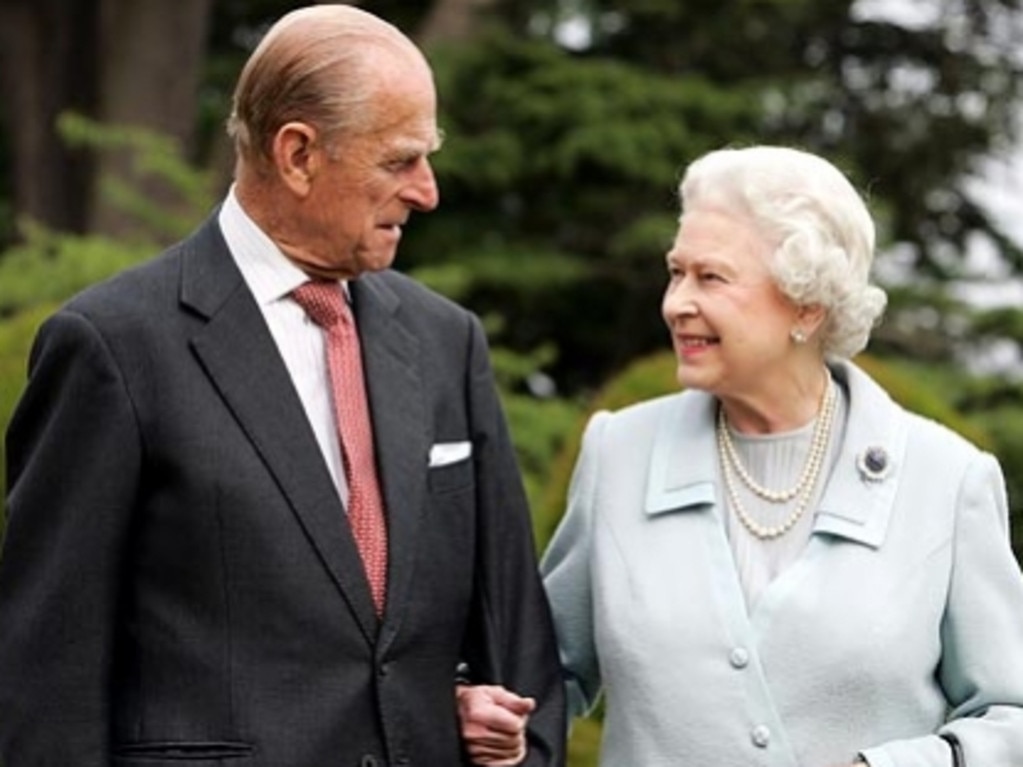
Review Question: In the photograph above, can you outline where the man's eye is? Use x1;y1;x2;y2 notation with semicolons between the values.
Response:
388;156;419;172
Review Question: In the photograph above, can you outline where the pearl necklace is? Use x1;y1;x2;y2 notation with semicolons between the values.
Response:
716;375;837;540
717;375;837;501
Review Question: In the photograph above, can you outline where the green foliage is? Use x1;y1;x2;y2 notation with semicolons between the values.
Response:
477;327;587;530
970;304;1023;349
0;224;151;318
410;245;586;304
535;351;678;550
566;717;604;767
58;112;217;243
399;1;1023;399
972;405;1023;554
0;113;216;321
853;355;993;449
503;389;585;536
0;304;53;509
407;31;765;392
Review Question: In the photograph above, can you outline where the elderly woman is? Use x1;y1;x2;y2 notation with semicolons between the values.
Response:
459;145;1023;767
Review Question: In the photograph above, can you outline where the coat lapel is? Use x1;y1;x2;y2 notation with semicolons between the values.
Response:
350;275;428;642
644;391;719;516
178;219;379;642
642;363;907;550
814;361;907;548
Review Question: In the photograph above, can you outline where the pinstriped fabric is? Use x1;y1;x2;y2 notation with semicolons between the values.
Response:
292;281;388;615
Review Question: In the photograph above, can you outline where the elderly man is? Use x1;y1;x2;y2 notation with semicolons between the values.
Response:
0;6;565;766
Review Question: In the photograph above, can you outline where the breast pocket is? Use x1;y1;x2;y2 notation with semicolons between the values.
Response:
428;457;474;494
113;741;258;766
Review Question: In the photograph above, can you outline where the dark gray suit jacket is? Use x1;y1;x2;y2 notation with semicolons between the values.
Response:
0;215;566;766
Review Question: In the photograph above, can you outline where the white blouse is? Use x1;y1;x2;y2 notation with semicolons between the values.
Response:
723;383;848;606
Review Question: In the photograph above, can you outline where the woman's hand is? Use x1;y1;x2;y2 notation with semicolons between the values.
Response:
456;684;536;766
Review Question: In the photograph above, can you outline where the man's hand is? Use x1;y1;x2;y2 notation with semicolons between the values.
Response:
456;684;536;766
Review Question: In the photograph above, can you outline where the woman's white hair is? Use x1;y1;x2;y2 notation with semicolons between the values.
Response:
679;145;887;360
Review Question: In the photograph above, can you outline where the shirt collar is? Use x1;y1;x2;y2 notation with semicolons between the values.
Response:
218;185;346;306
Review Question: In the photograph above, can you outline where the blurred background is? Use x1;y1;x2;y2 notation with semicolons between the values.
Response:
1;1;1022;763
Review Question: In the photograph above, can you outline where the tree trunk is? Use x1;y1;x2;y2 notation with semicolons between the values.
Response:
89;0;212;240
415;0;498;47
0;0;98;239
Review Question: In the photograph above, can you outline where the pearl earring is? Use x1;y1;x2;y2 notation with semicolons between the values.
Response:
790;327;807;344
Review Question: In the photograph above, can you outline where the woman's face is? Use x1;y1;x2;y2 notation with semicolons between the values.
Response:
661;207;802;399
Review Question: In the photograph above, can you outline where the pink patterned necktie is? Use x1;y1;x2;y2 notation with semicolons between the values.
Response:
292;281;388;615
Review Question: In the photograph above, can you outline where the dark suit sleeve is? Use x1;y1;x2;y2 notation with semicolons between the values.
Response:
0;309;141;766
461;315;567;766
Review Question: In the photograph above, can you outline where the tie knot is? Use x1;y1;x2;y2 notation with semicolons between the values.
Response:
292;281;349;328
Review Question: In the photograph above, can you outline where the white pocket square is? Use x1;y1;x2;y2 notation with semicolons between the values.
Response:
429;441;472;467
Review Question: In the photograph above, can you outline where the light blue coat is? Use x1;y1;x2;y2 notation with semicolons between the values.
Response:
542;361;1023;767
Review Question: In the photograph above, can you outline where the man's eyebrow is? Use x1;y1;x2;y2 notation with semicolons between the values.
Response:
431;128;446;152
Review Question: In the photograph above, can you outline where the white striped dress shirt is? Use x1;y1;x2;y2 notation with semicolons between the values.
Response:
217;186;349;505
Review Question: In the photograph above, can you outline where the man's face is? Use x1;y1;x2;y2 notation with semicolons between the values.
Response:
294;55;441;278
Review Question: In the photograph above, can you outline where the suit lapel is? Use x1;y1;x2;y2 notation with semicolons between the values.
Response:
350;275;428;642
178;219;379;642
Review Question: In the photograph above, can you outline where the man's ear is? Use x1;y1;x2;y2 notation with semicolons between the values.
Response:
272;121;321;197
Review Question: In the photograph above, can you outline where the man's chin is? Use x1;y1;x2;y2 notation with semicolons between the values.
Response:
355;248;399;275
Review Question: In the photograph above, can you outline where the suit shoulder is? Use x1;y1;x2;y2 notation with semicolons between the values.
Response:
595;390;694;438
372;269;471;318
606;389;697;420
903;409;988;465
62;241;185;319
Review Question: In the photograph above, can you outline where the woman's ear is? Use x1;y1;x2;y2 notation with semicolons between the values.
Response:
271;121;321;197
796;303;827;339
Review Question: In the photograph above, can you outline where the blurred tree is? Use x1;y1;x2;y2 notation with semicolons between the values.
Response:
89;0;213;238
411;32;762;392
396;0;1023;395
0;0;97;238
4;0;1022;379
0;0;212;244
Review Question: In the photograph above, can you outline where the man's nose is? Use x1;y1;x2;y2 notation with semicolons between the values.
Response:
403;158;439;212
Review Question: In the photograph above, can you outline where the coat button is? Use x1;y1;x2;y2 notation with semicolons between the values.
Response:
729;647;749;668
751;724;771;748
360;756;379;767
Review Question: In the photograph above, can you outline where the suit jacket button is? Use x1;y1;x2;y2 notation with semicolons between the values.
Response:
360;756;379;767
